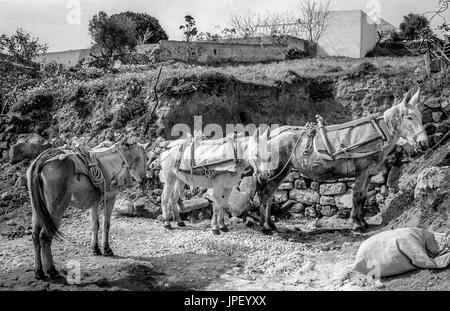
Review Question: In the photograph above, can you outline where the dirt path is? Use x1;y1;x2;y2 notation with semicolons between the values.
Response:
0;209;449;291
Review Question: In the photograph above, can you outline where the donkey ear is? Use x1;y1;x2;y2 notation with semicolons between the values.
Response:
253;127;260;141
138;142;150;150
400;88;413;109
264;126;271;140
407;87;420;108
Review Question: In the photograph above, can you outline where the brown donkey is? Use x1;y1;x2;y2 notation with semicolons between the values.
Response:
248;88;428;233
27;140;147;280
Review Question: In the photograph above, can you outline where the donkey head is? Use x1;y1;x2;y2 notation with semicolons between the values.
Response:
118;137;149;184
385;87;428;155
247;126;275;184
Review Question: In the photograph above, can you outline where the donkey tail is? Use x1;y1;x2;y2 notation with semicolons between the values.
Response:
27;148;65;239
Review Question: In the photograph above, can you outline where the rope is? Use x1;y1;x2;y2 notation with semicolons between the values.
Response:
87;163;104;189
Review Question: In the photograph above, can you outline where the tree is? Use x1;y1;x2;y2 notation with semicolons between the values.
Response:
111;11;168;44
399;13;430;40
179;15;198;42
88;11;138;63
297;0;331;44
0;28;48;63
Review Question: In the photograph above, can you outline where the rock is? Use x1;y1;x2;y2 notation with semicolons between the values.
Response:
280;199;297;212
228;187;251;217
335;190;354;210
304;205;317;218
320;205;337;217
365;214;382;226
292;171;300;179
424;98;441;109
199;207;213;220
387;166;402;188
370;172;385;184
320;195;336;206
278;182;294;190
133;197;147;209
436;120;450;135
294;179;307;189
283;172;295;182
290;203;305;214
252;193;261;208
310;181;319;191
239;176;256;197
316;215;352;228
273;191;289;204
289;189;320;205
337;208;351;219
434;133;444;146
432;111;443;123
182;198;210;213
319;183;346;195
14;175;27;188
375;193;385;205
414;166;450;201
114;199;134;216
442;100;450;113
380;185;389;197
347;181;355;189
421;111;433;124
9;134;51;164
424;123;437;135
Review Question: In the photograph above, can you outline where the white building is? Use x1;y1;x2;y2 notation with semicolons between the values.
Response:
318;10;395;58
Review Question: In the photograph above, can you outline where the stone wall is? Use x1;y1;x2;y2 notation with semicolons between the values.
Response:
155;39;309;64
271;170;390;219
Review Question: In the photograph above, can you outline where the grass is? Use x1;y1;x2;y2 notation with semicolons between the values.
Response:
106;55;424;87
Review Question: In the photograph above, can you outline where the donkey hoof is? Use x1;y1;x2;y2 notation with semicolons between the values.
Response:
177;221;186;227
102;247;115;257
219;226;229;232
92;246;102;256
47;268;62;280
352;224;366;233
269;222;277;231
212;229;221;235
261;228;273;235
164;224;173;230
361;220;370;229
35;269;45;280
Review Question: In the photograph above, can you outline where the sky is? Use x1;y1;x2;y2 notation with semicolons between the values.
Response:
0;0;449;52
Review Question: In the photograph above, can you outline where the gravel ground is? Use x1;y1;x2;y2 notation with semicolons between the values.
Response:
1;208;449;291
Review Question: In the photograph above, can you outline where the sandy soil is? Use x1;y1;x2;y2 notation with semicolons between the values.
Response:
1;209;449;291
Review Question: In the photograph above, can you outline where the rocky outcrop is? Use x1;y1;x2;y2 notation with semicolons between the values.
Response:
9;133;51;164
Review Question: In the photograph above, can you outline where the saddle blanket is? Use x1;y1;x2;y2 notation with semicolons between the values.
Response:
314;115;389;161
43;144;122;191
179;134;243;174
178;138;238;174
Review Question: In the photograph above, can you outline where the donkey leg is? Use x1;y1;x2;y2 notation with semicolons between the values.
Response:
40;179;69;279
210;187;222;235
358;175;372;229
217;188;231;232
161;176;176;230
351;171;370;232
172;180;186;227
176;198;186;227
90;207;101;256
262;197;275;234
31;212;45;280
101;193;116;257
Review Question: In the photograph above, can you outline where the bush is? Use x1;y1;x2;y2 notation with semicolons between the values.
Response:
286;48;309;60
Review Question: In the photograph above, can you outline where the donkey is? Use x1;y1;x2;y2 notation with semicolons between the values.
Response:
27;139;147;280
249;88;428;233
157;134;253;234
